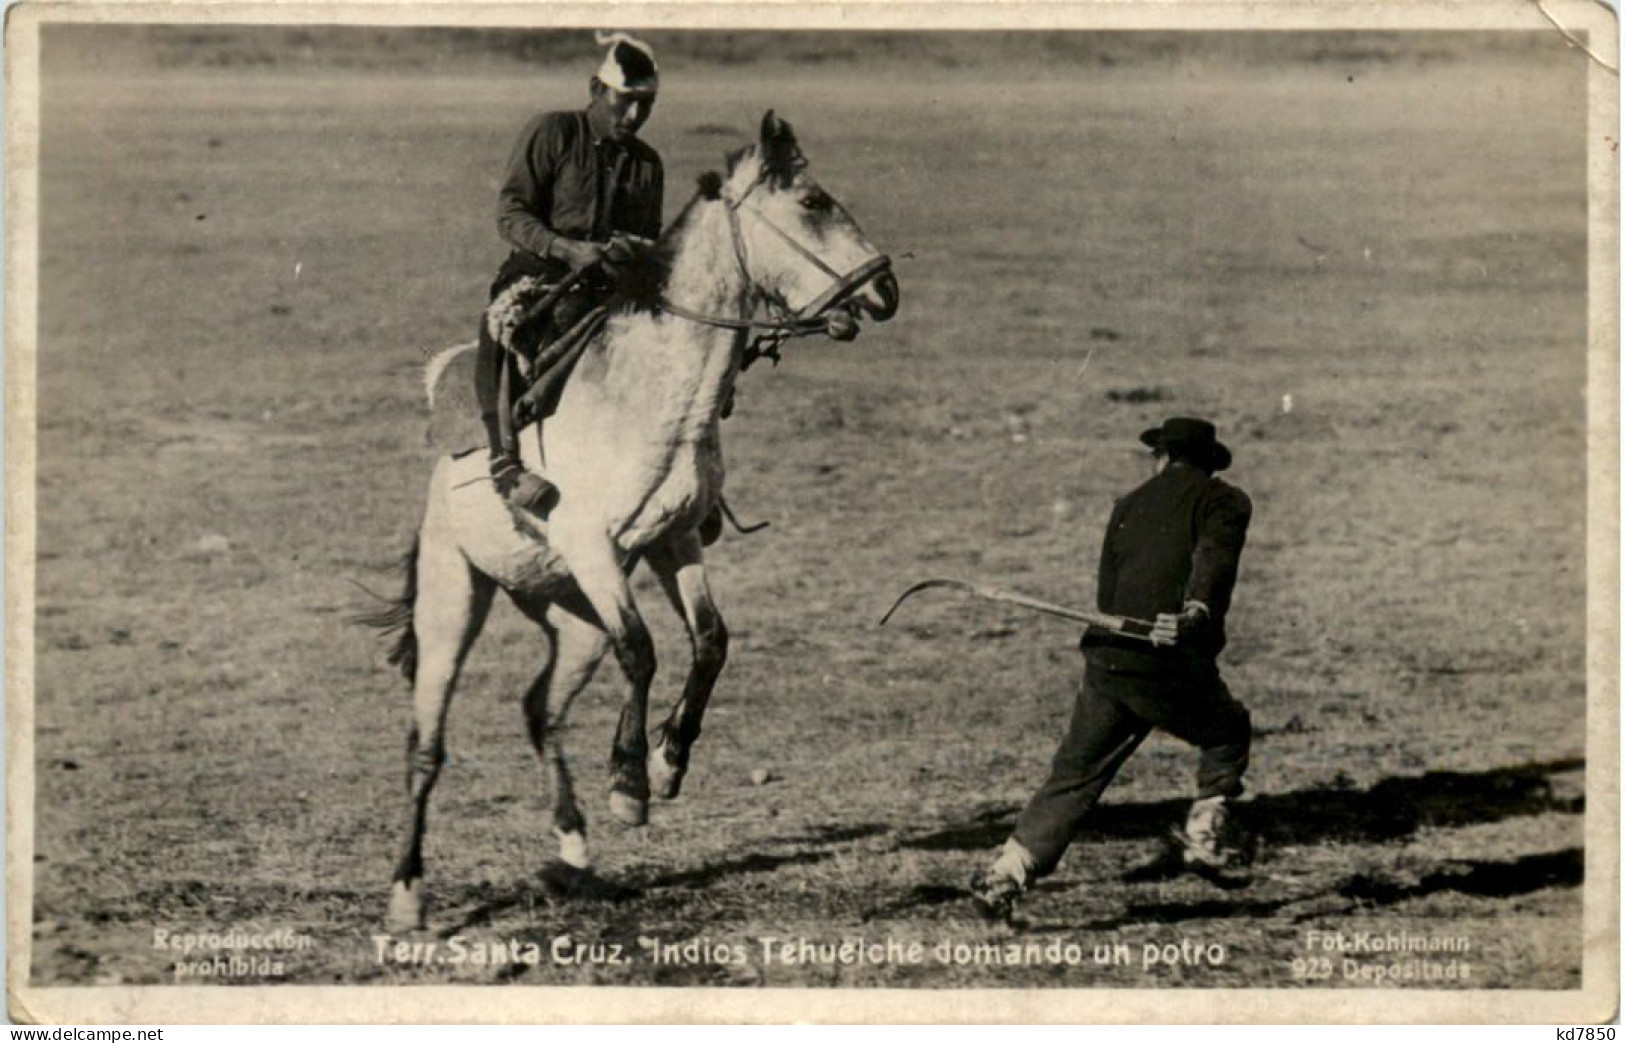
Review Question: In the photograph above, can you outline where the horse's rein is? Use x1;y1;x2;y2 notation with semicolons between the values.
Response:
653;298;824;337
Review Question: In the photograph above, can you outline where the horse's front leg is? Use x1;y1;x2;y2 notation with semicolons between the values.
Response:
645;531;729;801
550;521;656;826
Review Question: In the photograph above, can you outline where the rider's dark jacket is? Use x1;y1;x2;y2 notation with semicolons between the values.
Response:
496;109;664;278
475;108;666;459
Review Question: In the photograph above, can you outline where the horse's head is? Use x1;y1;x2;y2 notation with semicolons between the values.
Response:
720;111;899;340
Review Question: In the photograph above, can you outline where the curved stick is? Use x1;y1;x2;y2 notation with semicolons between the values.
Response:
878;578;1155;641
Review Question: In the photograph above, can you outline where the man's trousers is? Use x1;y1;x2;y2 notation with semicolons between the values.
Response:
1011;661;1251;877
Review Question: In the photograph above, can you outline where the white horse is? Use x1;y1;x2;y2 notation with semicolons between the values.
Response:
366;112;899;929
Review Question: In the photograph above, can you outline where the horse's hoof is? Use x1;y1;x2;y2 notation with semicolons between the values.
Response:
387;880;425;931
555;829;591;869
649;743;687;801
609;790;649;826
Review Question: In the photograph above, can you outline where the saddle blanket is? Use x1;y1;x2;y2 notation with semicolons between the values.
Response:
424;306;610;455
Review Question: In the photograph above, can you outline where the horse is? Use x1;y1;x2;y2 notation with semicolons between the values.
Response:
365;111;899;930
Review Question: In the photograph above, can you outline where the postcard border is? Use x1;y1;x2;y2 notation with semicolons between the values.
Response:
6;0;1617;1024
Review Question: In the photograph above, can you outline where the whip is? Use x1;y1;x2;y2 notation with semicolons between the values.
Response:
878;578;1155;643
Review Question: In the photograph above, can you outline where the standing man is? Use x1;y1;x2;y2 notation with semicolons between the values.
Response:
971;417;1255;920
475;32;665;511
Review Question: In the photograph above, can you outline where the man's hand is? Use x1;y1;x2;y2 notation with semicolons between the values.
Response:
1150;602;1210;648
606;232;653;263
549;238;611;270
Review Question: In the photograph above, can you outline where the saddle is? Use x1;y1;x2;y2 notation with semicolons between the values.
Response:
510;304;611;427
425;278;610;455
423;273;769;545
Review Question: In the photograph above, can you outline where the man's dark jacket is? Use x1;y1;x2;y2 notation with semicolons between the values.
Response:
1081;462;1253;674
495;109;664;277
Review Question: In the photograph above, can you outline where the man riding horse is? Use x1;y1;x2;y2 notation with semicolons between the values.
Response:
376;109;899;929
475;33;664;513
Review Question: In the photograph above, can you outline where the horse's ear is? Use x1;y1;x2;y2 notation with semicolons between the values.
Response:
696;171;723;200
723;146;746;175
759;109;801;178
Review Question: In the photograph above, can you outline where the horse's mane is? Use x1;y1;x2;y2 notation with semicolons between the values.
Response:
607;172;727;315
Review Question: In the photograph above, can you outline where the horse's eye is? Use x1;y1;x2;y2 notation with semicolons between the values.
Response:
801;191;832;212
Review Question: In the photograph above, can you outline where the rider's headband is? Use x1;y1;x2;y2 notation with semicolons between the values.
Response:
595;33;660;95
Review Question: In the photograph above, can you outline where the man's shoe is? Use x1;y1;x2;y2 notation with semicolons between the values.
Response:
968;868;1023;923
1175;796;1255;883
970;838;1036;921
1181;796;1231;868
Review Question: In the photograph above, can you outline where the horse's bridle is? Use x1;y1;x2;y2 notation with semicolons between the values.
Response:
727;168;895;320
655;163;893;363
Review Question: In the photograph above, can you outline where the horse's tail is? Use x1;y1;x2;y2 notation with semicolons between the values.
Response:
352;534;420;685
424;341;478;409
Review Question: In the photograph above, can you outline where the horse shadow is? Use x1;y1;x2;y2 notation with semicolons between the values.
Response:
643;824;890;891
435;864;641;937
899;757;1584;853
436;821;892;935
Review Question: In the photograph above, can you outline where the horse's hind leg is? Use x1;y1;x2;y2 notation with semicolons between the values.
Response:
646;533;728;801
518;600;607;869
388;536;495;930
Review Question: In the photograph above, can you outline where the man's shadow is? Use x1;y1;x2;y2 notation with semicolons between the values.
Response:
424;760;1583;934
1018;846;1586;932
900;756;1584;852
879;757;1584;926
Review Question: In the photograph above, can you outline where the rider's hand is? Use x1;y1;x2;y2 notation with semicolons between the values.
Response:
1150;602;1209;648
605;233;645;264
550;238;610;270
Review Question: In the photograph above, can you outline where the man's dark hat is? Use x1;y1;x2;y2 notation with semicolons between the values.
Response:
1139;416;1232;472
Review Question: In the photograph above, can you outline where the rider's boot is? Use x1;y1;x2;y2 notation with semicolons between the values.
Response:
487;443;558;515
477;325;559;516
